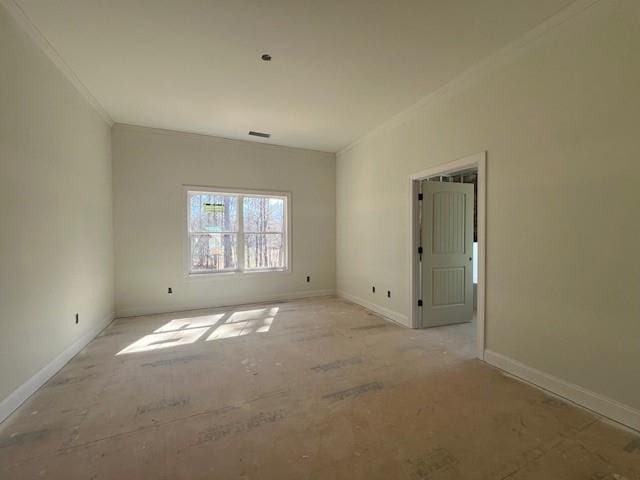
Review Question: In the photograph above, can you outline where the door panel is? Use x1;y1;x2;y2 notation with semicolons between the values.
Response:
421;180;474;328
432;191;466;254
432;267;465;306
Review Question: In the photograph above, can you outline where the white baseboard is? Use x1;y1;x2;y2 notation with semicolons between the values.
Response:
116;289;336;318
484;350;640;432
0;312;114;424
336;290;409;327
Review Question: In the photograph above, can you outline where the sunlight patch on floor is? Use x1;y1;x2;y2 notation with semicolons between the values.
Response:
116;327;210;355
154;313;226;333
116;307;279;355
207;317;274;341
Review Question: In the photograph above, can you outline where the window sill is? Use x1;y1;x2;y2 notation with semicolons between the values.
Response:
185;268;291;280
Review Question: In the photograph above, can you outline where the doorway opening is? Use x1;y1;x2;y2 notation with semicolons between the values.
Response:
409;152;486;359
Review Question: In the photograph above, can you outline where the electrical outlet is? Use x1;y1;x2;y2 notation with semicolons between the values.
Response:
75;313;79;324
168;287;173;294
372;286;376;293
306;276;310;283
387;290;391;298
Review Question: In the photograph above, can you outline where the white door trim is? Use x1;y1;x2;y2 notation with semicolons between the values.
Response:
408;151;487;359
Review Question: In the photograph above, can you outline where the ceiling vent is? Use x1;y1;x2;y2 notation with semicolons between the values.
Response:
248;131;271;138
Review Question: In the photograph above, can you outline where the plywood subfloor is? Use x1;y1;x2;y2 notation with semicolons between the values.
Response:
1;297;638;479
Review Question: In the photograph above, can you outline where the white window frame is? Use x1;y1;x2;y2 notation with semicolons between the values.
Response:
184;185;292;277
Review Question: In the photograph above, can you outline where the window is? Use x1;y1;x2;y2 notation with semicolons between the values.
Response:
187;188;289;274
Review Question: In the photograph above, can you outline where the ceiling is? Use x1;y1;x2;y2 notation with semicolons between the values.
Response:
17;0;575;152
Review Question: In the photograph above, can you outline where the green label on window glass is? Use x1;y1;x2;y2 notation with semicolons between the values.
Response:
203;203;224;213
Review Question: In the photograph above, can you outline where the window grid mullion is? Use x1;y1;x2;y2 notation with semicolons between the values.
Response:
237;195;245;273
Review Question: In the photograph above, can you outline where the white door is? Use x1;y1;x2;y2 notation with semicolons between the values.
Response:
421;180;474;328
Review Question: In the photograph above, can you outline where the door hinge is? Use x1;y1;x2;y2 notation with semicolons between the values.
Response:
418;193;423;201
418;299;423;307
418;246;423;255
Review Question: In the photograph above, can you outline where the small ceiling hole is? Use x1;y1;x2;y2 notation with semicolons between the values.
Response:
261;54;272;61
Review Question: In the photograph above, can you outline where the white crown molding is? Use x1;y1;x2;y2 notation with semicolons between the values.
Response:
1;0;113;126
485;350;640;433
337;0;604;156
114;123;336;156
0;312;114;424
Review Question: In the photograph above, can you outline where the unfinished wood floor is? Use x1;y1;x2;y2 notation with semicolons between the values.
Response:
1;297;639;479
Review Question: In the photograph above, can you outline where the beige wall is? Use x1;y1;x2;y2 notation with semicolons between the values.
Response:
0;5;113;403
113;125;335;316
337;0;640;410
